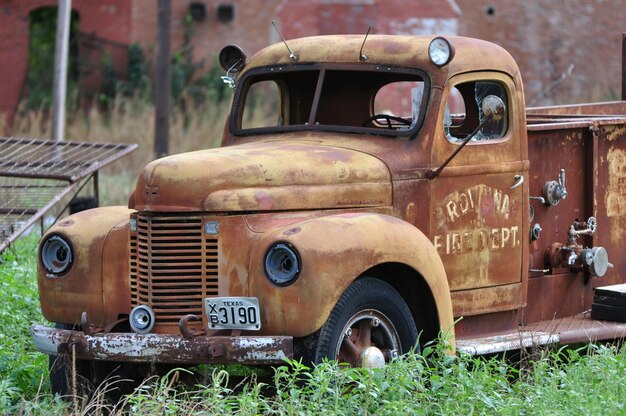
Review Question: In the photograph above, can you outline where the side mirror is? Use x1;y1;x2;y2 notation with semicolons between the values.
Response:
219;45;247;89
427;95;506;179
481;95;506;121
219;44;247;73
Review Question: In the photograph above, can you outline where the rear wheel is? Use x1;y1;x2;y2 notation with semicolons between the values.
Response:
311;278;418;367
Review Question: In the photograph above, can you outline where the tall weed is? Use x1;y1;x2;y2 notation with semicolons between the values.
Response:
0;235;50;413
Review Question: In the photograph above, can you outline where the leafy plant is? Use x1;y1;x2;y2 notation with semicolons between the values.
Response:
25;6;80;111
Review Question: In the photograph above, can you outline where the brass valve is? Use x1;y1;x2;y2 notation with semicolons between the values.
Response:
568;216;596;245
546;216;613;278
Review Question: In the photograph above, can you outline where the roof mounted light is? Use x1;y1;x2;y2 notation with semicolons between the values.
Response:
428;37;455;67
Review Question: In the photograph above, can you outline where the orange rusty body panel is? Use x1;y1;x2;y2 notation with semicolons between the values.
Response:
245;213;454;338
102;218;132;327
132;142;392;212
38;207;132;327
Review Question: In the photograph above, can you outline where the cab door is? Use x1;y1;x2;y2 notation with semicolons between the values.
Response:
429;72;529;318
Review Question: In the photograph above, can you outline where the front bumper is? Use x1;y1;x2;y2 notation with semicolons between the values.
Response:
30;325;293;365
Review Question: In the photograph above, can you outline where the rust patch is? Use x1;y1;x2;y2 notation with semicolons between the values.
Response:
405;202;416;223
606;147;626;246
282;227;301;236
254;191;274;210
334;161;350;180
604;125;626;142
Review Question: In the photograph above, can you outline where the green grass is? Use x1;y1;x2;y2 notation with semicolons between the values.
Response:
0;235;46;397
1;235;626;415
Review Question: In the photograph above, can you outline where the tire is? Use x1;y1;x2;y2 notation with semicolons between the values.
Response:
311;277;418;367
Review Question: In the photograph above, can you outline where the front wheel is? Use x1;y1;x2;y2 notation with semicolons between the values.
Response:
311;278;418;367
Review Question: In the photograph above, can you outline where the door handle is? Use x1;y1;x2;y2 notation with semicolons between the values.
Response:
510;175;524;190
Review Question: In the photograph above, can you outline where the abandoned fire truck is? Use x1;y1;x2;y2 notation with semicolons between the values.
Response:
31;34;626;391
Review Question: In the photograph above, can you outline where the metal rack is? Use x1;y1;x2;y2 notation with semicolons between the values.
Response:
0;137;137;253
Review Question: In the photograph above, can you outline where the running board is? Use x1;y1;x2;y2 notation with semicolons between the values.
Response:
456;332;558;355
456;311;626;355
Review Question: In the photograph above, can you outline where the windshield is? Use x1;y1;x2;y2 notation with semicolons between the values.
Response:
231;64;429;137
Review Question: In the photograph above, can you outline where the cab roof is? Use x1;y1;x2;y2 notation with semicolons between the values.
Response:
244;35;520;81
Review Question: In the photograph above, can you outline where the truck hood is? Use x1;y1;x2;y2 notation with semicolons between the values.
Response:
132;142;391;212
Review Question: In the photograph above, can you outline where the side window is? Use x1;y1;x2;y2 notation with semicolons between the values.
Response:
241;80;282;129
444;81;508;143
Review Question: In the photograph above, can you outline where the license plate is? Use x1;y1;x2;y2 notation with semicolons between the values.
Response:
204;297;261;331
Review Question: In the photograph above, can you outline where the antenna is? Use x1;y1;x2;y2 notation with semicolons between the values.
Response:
359;27;371;62
272;21;298;61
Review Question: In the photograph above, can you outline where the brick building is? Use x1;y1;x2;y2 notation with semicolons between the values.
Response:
456;0;626;105
1;0;132;122
0;0;624;124
0;0;285;124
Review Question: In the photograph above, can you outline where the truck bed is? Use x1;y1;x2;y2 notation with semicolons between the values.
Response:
457;101;626;354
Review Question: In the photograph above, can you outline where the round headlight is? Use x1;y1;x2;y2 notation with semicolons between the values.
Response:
428;37;454;67
264;242;301;286
41;235;73;276
130;305;156;334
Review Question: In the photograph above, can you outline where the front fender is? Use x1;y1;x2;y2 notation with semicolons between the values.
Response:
38;206;132;326
250;213;453;338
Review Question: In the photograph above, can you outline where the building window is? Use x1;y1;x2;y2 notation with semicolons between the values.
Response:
189;3;207;22
217;4;234;23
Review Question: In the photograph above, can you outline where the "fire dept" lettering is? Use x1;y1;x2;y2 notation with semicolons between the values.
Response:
433;226;519;255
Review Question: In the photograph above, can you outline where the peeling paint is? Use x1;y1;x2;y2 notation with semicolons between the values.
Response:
235;338;277;349
30;325;292;364
456;332;558;355
606;147;626;246
242;350;288;361
604;125;626;142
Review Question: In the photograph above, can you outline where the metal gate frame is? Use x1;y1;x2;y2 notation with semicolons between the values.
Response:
0;137;137;253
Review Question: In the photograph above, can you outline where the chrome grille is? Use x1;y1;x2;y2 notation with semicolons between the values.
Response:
130;214;219;324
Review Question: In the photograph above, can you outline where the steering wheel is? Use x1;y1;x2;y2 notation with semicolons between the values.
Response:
362;114;412;129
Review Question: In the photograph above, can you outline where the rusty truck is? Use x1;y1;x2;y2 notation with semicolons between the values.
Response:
31;34;626;393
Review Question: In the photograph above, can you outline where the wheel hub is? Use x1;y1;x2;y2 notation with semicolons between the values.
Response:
336;310;400;367
360;346;385;368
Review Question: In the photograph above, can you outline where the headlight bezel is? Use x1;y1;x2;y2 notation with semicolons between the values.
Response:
40;234;74;277
428;36;455;67
263;241;301;287
129;305;156;334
